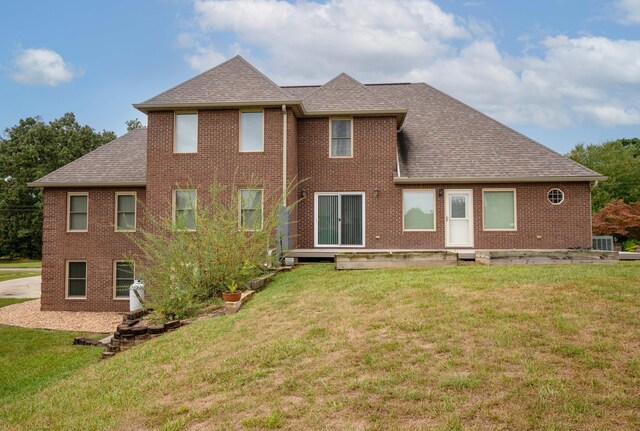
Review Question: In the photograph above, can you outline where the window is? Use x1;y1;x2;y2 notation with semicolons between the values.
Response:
330;119;352;157
114;261;135;299
240;111;264;151
240;189;263;230
175;113;197;153
403;190;435;230
67;261;87;298
67;193;88;231
174;189;197;230
483;189;516;230
115;193;136;231
548;188;564;205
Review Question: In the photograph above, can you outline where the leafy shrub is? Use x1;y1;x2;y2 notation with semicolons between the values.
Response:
622;239;640;252
130;181;297;320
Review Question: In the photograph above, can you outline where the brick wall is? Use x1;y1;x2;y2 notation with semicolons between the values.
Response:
41;187;145;311
296;116;592;249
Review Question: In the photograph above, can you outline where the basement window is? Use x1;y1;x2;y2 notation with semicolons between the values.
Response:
114;261;135;299
67;261;87;299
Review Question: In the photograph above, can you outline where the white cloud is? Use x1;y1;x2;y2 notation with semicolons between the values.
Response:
9;48;79;86
614;0;640;24
180;0;640;127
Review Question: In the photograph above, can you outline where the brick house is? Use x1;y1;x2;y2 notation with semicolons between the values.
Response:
30;56;605;312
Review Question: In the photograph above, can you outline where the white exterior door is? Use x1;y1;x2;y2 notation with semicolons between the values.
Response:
445;190;474;247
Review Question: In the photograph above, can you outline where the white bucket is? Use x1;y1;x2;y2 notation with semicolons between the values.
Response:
129;280;145;311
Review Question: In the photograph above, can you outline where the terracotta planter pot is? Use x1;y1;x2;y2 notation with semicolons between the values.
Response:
223;291;242;302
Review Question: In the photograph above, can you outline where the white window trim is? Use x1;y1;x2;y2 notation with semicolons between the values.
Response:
482;188;517;232
114;192;137;232
238;188;264;231
329;117;354;159
173;189;197;232
67;192;88;233
66;260;87;300
313;192;366;248
173;111;198;154
239;109;265;153
402;189;437;232
547;188;565;205
113;260;135;301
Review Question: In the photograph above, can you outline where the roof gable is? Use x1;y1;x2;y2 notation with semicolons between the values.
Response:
301;73;402;114
136;56;295;108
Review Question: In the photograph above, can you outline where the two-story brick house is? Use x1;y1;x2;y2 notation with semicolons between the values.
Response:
30;56;605;312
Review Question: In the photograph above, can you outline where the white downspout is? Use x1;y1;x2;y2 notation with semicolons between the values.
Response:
282;104;287;206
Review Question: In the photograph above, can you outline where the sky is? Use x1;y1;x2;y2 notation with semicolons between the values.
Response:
0;0;639;154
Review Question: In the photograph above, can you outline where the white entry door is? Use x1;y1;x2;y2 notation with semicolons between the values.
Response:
445;190;474;247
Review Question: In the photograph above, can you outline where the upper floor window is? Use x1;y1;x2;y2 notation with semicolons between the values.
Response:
330;118;352;157
67;192;88;232
175;113;198;153
240;111;264;152
239;189;263;231
174;189;197;231
115;192;136;232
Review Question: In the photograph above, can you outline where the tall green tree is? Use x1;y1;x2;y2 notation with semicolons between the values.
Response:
125;118;143;131
0;113;115;258
568;138;640;211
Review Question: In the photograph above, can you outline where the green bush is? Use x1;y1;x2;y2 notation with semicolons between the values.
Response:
622;239;640;252
130;181;296;320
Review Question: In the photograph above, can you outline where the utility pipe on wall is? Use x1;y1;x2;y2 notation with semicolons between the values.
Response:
282;104;288;206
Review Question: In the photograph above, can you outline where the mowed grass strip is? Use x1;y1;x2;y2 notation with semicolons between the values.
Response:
0;259;42;269
0;299;103;405
0;271;40;282
1;263;639;430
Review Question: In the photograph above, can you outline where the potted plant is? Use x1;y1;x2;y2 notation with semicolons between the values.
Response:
222;280;242;302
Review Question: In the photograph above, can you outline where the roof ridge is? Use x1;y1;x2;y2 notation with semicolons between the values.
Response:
233;56;294;101
414;82;601;177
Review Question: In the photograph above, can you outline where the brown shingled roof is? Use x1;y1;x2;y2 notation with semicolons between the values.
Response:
135;56;295;109
366;83;604;182
28;128;147;187
301;73;403;114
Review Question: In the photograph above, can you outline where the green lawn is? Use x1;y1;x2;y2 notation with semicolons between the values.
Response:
0;271;41;282
0;259;42;269
0;299;102;407
1;263;639;430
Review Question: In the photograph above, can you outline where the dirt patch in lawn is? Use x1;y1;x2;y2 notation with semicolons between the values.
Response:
0;299;121;333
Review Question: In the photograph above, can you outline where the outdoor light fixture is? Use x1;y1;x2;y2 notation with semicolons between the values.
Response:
438;189;444;197
373;188;380;197
300;189;307;199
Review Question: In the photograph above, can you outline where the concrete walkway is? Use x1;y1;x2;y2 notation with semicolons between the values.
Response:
0;276;41;298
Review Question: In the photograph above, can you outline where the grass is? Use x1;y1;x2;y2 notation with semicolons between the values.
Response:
0;298;103;406
0;258;41;269
1;263;639;430
0;271;41;282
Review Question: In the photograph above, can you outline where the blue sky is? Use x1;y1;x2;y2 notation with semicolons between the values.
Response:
1;0;639;153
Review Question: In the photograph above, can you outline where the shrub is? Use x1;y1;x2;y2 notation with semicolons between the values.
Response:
130;181;297;320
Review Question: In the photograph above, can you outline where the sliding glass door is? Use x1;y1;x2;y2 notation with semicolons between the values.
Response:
315;193;365;247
